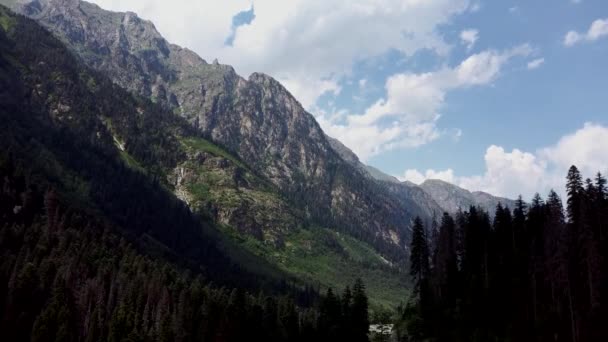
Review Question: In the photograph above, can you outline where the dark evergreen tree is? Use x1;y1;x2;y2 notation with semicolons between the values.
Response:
433;213;459;310
341;286;354;341
277;297;299;342
319;288;341;342
566;165;584;225
409;217;430;296
351;279;370;342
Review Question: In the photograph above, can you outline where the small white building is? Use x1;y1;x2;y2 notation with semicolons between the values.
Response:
369;324;393;335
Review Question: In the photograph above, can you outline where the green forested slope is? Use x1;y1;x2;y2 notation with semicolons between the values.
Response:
0;5;408;310
0;7;375;341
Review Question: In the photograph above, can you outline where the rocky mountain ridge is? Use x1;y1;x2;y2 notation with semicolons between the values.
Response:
0;0;518;308
9;0;421;254
327;136;516;218
0;3;409;306
4;0;516;254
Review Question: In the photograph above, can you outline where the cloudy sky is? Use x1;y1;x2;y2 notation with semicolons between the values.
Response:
90;0;608;200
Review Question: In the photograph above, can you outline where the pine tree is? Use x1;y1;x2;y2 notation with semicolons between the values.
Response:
277;297;299;342
44;188;59;231
544;190;568;339
492;203;514;336
352;279;369;342
566;165;584;225
434;213;459;306
341;286;354;340
409;217;430;296
319;288;341;342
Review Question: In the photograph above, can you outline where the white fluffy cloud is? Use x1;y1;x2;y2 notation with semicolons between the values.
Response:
401;123;608;200
457;146;549;199
460;29;479;50
90;0;474;109
539;122;608;177
318;45;533;161
564;18;608;47
527;58;545;70
403;169;456;184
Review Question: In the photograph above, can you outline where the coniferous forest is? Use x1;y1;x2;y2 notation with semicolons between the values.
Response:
0;153;370;342
401;166;608;342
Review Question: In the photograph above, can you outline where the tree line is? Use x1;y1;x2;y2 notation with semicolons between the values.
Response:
402;165;607;342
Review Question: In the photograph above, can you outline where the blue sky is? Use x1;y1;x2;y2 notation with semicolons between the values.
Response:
364;1;608;176
92;0;608;199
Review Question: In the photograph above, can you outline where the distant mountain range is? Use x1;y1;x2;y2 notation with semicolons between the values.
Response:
327;136;517;216
0;0;517;307
419;179;517;215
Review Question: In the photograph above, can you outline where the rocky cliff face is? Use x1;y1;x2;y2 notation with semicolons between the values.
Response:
326;136;517;219
326;136;445;223
8;0;419;254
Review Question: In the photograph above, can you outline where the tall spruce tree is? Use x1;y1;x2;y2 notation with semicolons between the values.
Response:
341;286;354;341
319;288;341;341
409;217;430;296
566;165;584;225
352;279;370;342
434;213;458;306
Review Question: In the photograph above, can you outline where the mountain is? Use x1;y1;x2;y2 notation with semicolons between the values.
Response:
1;0;516;308
326;137;516;219
8;0;422;254
0;9;384;342
0;0;411;307
420;179;517;215
0;2;542;340
364;165;401;184
325;135;517;218
325;135;400;184
0;3;286;289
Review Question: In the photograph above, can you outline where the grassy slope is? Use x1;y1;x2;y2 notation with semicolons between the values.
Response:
180;137;409;309
221;225;409;309
182;137;249;170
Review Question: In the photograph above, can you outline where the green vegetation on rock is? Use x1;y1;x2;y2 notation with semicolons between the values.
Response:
182;137;248;170
0;7;16;31
177;133;409;310
221;224;409;310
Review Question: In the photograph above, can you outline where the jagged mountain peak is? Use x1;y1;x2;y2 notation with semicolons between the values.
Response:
248;71;278;84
